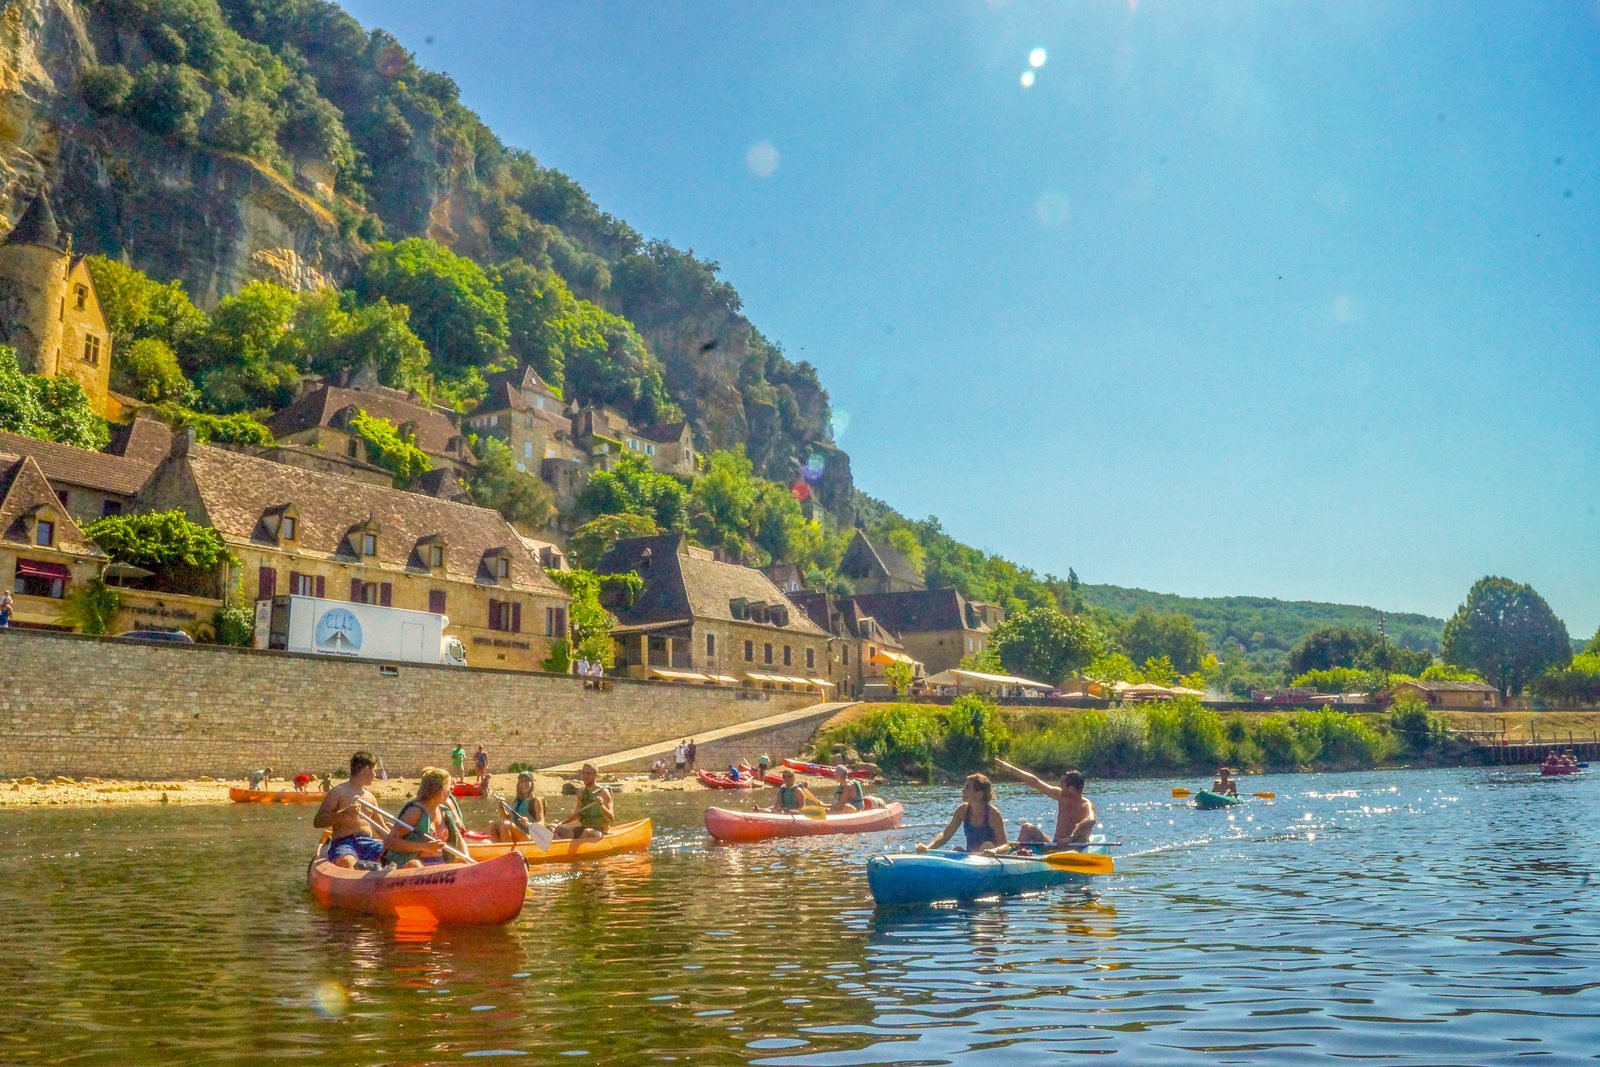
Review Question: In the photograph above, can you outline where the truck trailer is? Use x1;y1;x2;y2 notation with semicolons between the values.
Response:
254;595;468;666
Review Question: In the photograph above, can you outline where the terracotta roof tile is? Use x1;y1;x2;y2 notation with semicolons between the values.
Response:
0;430;153;495
0;454;101;556
263;384;467;458
600;533;828;636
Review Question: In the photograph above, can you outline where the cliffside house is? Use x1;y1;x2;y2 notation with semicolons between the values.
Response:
787;589;922;698
140;435;570;671
763;561;807;594
0;191;115;417
465;365;577;475
598;532;833;692
837;529;926;594
1385;679;1502;709
0;452;106;628
572;405;696;477
0;423;160;528
263;369;476;476
847;588;1003;675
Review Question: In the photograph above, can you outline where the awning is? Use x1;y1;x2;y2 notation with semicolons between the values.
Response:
745;672;785;685
17;559;71;580
102;562;154;581
924;668;1053;690
705;674;740;685
648;667;710;683
805;677;836;688
870;648;916;666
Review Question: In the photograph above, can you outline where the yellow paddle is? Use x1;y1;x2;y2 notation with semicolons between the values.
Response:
1020;850;1115;874
1171;787;1275;799
798;804;828;820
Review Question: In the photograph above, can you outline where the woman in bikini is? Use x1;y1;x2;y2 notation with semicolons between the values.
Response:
917;773;1007;853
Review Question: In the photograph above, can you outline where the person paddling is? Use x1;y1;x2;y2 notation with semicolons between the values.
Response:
552;763;613;841
829;765;866;813
313;751;381;868
994;759;1096;853
493;770;546;842
380;768;452;868
761;768;822;814
1211;766;1240;797
917;773;1007;854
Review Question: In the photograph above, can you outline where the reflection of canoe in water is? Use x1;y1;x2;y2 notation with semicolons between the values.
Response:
306;849;528;925
1193;790;1241;809
465;818;653;865
229;787;325;804
706;801;905;842
868;838;1111;907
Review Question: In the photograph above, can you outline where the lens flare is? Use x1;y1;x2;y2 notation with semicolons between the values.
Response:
830;410;850;440
746;141;779;178
802;453;827;482
312;979;349;1018
1019;70;1036;89
790;480;811;502
1029;48;1048;68
1033;190;1071;227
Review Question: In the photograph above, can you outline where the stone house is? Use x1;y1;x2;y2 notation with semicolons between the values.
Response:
0;451;105;628
787;590;922;698
1385;679;1501;709
263;369;476;476
634;420;696;477
0;425;159;527
598;532;833;693
847;587;1003;676
140;435;571;672
837;529;925;594
464;365;576;476
0;192;114;417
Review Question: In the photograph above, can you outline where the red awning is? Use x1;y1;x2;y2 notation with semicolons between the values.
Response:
17;559;71;579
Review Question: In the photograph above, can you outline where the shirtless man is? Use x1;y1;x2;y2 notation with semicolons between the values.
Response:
1211;766;1240;797
994;758;1096;851
313;751;382;868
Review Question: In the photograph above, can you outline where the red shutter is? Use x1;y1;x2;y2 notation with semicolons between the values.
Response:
488;599;500;630
315;575;325;598
258;566;276;598
380;582;392;606
350;578;363;602
511;602;522;633
429;590;446;615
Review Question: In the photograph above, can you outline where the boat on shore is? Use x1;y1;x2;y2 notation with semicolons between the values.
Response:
229;787;325;804
465;818;653;865
705;801;904;842
783;758;871;779
867;839;1111;907
697;769;759;789
451;780;487;797
306;849;528;925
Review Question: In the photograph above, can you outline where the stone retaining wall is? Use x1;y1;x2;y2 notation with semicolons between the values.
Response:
0;629;811;780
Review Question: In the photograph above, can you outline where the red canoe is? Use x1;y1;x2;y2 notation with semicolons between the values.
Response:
306;849;528;925
1540;763;1583;776
705;801;905;842
452;781;487;797
782;758;871;779
697;769;760;789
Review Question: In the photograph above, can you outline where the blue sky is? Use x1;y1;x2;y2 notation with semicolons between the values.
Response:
344;0;1599;636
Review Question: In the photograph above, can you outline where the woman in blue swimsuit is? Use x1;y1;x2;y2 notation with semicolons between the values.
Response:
917;773;1007;853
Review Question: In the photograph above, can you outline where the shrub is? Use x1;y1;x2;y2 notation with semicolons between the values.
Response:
1291;709;1393;771
61;575;121;635
81;65;134;113
212;600;254;646
1385;698;1453;759
938;695;1009;771
1252;715;1307;771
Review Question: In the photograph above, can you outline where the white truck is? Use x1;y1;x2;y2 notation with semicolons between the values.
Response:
254;595;468;667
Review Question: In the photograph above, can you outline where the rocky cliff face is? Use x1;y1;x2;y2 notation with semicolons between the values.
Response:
0;0;350;304
0;0;853;515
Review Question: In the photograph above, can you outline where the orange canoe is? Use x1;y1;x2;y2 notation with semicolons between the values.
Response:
465;818;653;865
306;850;528;925
230;787;326;804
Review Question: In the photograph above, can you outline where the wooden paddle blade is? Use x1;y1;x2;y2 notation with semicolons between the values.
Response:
798;805;828;820
1170;788;1192;797
1042;851;1115;874
1253;792;1275;799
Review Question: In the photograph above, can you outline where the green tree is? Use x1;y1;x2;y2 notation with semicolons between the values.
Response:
1288;626;1374;674
568;513;660;571
1120;607;1207;675
114;338;194;404
577;453;689;531
1441;576;1571;696
296;290;432;394
84;255;207;355
349;410;431;487
194;280;303;411
885;527;925;575
551;299;675;425
1585;625;1600;655
884;660;913;697
0;348;109;449
546;568;618;667
84;510;231;570
128;63;210;143
60;574;121;636
355;238;509;372
151;404;273;446
991;607;1105;685
1528;652;1600;706
495;258;573;391
468;437;555;529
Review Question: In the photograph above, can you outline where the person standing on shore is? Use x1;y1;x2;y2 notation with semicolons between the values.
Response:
673;741;687;779
474;744;488;781
0;589;13;627
314;751;381;868
686;738;698;774
247;767;272;791
451;743;466;782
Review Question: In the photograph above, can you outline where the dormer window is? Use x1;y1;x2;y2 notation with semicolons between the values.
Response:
281;515;297;541
362;533;378;557
496;557;510;579
730;597;747;621
429;545;444;568
35;517;54;547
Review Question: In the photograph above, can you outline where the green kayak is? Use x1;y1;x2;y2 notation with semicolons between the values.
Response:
1194;789;1241;809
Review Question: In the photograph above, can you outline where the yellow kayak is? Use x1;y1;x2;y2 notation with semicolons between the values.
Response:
465;818;652;865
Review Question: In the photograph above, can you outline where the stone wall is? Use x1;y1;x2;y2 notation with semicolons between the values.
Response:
0;628;812;779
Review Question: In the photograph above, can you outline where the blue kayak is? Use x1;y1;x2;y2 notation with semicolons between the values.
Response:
867;839;1109;907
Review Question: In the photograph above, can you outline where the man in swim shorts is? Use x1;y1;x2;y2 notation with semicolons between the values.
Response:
313;751;382;867
995;758;1096;852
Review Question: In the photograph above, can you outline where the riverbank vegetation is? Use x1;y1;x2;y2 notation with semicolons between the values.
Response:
815;696;1468;781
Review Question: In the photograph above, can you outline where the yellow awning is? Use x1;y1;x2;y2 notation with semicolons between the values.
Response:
649;667;710;683
870;649;916;666
805;677;836;688
705;674;740;685
745;672;785;685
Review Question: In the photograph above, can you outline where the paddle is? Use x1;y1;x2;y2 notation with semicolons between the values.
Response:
493;793;555;850
1171;787;1275;799
357;797;476;864
1027;850;1115;875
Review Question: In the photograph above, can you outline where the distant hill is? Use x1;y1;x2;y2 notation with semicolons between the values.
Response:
1082;583;1445;664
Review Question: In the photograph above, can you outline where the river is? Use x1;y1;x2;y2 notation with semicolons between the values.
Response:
2;767;1595;1064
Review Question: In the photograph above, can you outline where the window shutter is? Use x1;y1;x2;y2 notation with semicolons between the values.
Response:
511;602;522;633
488;599;500;630
380;582;392;607
258;567;276;598
429;590;446;615
350;578;363;602
315;575;325;598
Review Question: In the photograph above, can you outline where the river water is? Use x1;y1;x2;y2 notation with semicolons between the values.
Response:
2;767;1596;1065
